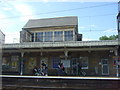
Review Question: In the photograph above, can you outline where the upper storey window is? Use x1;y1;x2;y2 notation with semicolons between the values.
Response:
119;2;120;13
44;32;53;42
64;31;73;41
31;30;74;42
118;22;120;31
31;33;34;42
35;32;43;42
54;31;63;42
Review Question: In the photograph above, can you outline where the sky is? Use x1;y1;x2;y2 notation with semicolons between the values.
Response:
0;0;119;43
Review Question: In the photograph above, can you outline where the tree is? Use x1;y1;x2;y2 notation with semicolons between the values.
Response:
99;35;118;40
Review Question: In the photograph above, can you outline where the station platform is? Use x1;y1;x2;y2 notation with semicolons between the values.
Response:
1;75;120;90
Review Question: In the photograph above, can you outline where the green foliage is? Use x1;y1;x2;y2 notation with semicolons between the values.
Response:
99;35;118;40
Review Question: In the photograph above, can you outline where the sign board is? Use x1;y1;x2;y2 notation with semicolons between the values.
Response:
61;60;70;68
113;56;120;65
113;56;120;69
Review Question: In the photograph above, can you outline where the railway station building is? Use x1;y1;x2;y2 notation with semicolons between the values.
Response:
2;16;120;77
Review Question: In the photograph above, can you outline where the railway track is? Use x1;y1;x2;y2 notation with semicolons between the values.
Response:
1;75;120;90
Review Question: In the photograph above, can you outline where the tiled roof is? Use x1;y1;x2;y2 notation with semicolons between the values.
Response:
23;16;78;29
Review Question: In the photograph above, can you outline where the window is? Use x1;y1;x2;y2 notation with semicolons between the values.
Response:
44;32;53;42
11;56;19;69
118;3;120;13
31;33;34;42
54;31;63;41
35;32;43;42
26;31;31;42
64;31;73;41
52;57;60;68
2;57;10;70
119;22;120;31
80;57;89;69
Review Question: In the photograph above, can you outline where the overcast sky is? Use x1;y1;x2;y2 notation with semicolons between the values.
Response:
0;0;119;43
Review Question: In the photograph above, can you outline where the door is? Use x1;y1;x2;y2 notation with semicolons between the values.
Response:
71;58;79;76
101;59;109;75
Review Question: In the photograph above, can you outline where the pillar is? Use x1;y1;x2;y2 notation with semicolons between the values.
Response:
114;47;119;77
64;50;69;73
20;52;24;75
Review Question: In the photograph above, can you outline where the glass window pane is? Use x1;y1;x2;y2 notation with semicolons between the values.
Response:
64;31;73;41
52;57;60;68
54;31;63;42
119;22;120;31
31;33;34;42
44;32;53;42
35;32;43;42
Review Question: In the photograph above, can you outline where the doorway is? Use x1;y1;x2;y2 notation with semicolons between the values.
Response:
101;59;109;75
71;58;82;76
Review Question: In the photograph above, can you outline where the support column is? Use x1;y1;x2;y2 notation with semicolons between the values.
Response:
64;50;69;73
114;48;119;77
63;31;65;41
34;32;35;42
53;31;54;42
20;52;24;75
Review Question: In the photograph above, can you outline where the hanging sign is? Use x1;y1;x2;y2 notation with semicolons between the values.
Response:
113;56;120;66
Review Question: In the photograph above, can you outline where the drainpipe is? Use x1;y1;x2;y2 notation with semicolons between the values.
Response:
20;52;24;75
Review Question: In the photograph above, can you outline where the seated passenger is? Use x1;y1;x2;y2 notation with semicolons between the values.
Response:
41;66;48;76
33;66;39;76
57;63;67;76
